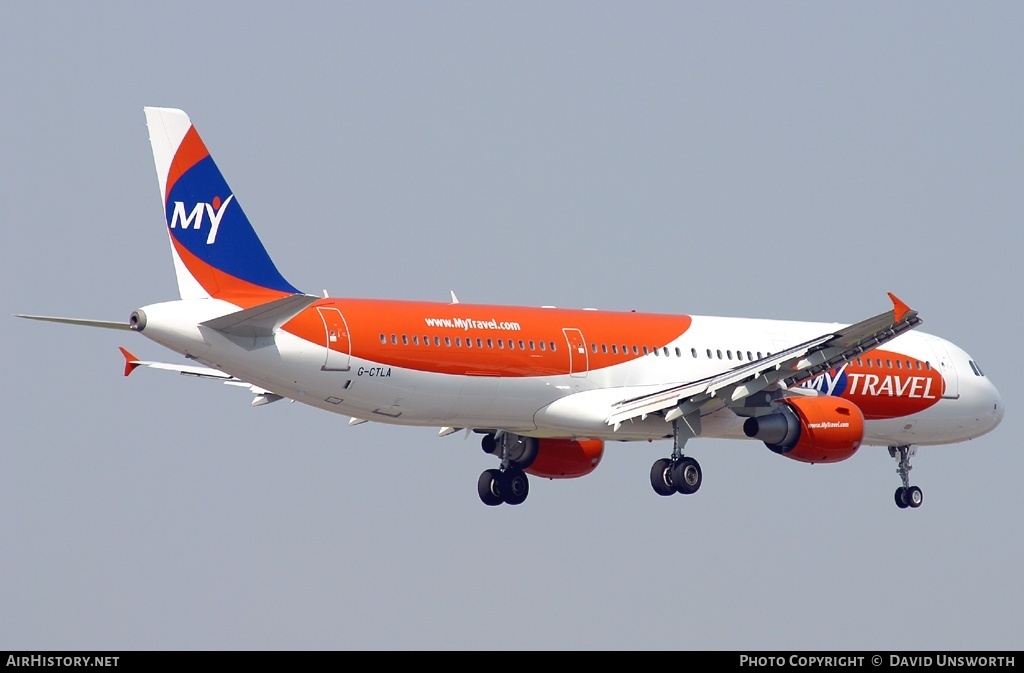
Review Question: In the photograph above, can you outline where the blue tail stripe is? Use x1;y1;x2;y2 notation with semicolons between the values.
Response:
165;156;299;294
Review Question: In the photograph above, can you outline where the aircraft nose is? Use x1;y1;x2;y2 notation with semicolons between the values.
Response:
978;375;1005;437
991;381;1005;428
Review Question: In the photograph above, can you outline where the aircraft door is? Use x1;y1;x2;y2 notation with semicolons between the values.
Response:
927;338;960;399
563;328;588;378
317;307;351;371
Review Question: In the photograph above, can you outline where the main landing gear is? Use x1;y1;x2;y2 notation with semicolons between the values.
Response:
890;445;923;509
477;432;538;506
649;418;703;497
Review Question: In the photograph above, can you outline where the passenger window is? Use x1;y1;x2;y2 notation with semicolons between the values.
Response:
529;340;535;350
717;350;723;359
612;345;618;354
391;334;397;345
445;336;451;347
727;350;733;360
519;340;525;350
643;346;649;355
487;339;493;348
592;343;598;353
379;333;386;344
402;334;408;345
550;342;557;351
498;340;504;349
539;341;546;351
602;344;608;354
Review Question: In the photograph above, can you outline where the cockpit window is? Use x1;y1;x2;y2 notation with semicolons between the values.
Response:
969;360;985;377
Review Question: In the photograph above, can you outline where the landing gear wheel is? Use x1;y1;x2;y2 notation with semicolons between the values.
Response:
894;487;909;509
500;468;530;505
672;457;702;495
478;468;503;506
650;458;675;496
906;485;923;508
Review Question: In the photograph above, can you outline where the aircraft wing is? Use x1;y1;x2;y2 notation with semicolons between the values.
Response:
118;347;285;407
606;293;922;429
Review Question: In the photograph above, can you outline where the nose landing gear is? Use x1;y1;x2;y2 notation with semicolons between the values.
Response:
890;445;923;509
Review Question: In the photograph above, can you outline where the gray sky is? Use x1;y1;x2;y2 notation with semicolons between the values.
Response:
2;2;1021;650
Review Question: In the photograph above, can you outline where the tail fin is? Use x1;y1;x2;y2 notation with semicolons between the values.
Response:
144;107;301;302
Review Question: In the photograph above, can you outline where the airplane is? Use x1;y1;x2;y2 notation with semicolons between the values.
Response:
17;107;1004;509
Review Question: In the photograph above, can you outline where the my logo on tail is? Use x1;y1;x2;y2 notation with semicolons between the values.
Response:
170;194;235;245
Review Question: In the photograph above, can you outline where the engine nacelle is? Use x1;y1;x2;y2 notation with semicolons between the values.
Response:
743;396;865;464
525;438;604;479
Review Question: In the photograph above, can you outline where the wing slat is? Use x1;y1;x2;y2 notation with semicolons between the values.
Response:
606;294;922;427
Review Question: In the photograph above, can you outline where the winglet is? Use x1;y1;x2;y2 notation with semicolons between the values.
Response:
119;347;141;377
888;292;912;323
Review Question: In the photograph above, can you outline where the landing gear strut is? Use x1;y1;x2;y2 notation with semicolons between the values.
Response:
650;417;703;497
889;445;923;509
478;432;537;506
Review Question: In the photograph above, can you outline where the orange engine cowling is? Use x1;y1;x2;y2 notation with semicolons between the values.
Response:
742;396;865;464
524;438;604;479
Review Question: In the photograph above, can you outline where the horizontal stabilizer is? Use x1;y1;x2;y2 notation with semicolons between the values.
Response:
15;314;131;331
200;294;319;338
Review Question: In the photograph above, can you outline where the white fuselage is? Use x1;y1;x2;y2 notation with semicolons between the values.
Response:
134;298;1004;449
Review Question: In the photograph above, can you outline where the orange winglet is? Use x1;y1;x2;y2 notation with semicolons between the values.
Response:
887;292;912;323
119;347;141;377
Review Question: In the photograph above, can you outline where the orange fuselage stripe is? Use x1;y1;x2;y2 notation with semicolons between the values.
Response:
282;299;693;377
